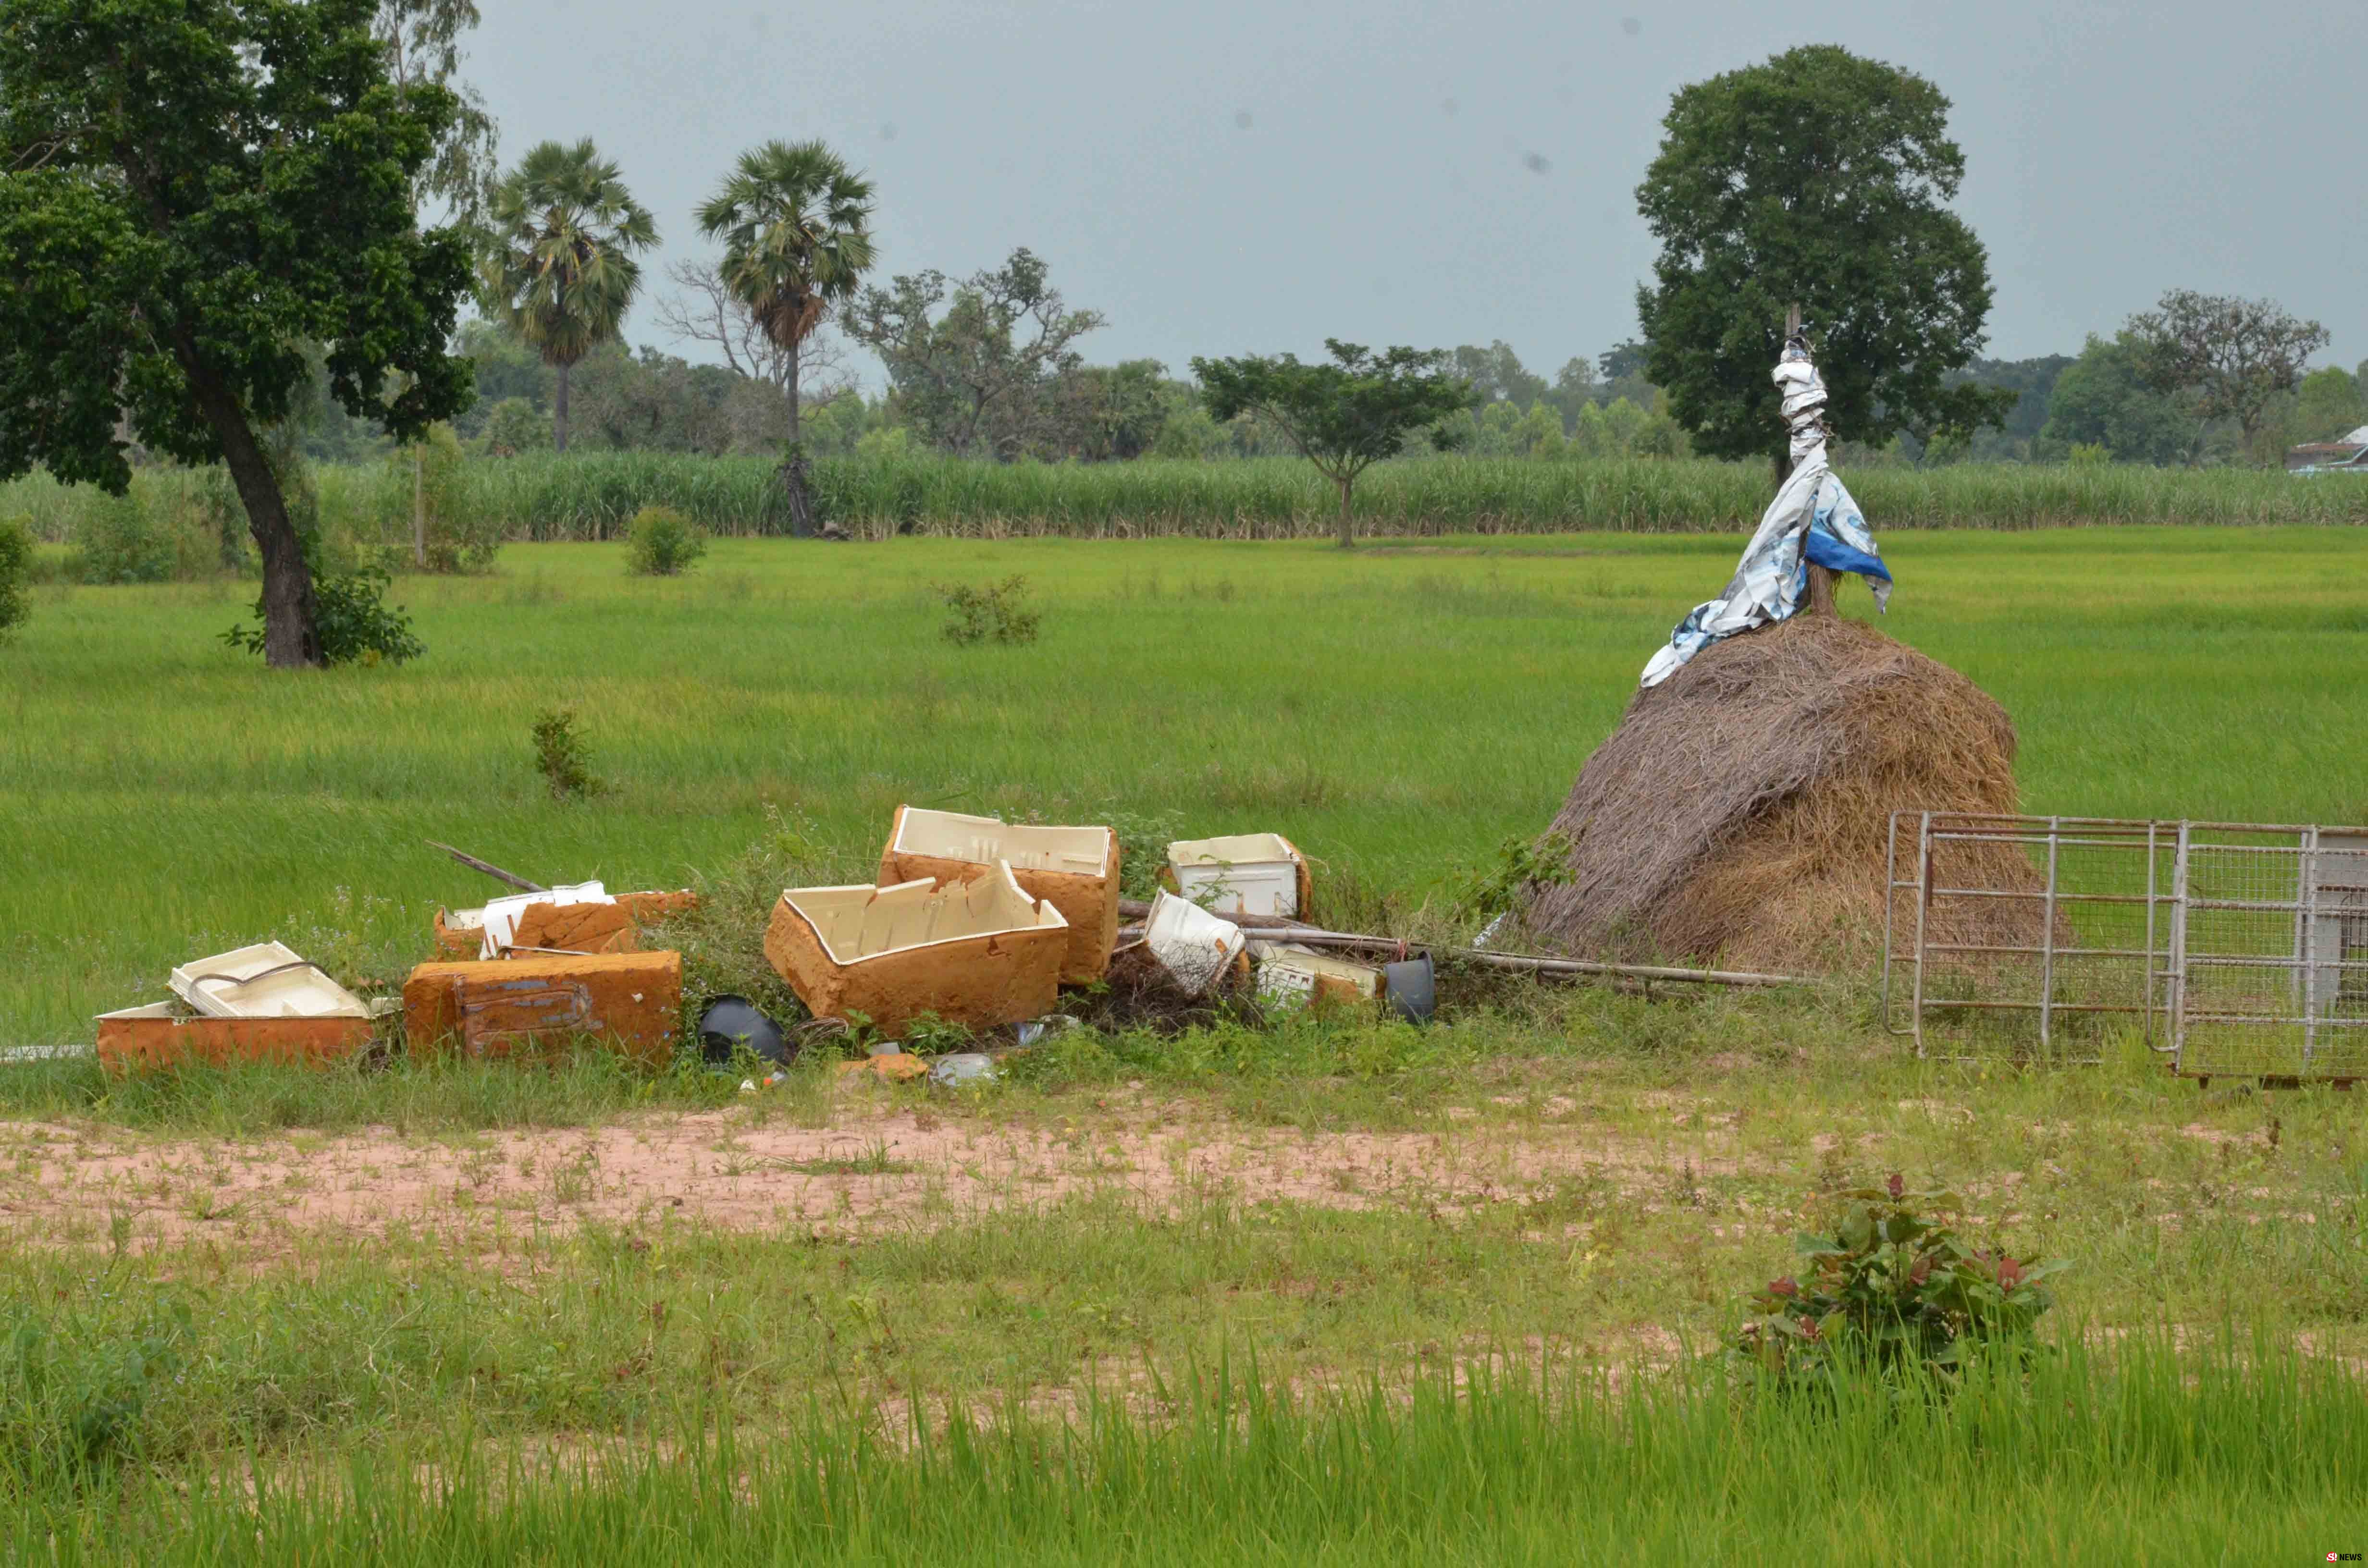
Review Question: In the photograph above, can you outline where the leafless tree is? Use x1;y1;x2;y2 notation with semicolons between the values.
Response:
653;257;854;399
2125;289;2330;461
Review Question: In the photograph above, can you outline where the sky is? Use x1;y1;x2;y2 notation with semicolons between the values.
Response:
466;0;2368;387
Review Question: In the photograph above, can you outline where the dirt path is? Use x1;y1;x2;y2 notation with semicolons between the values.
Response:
0;1095;1759;1259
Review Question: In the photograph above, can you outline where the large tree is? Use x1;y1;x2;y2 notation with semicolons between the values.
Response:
480;139;656;453
1633;45;2010;469
2123;289;2331;462
1192;342;1472;548
2041;334;2193;466
849;249;1105;459
0;0;473;667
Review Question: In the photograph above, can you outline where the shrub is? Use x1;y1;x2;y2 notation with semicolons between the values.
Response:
1731;1175;2065;1393
479;397;553;457
532;708;602;799
939;575;1040;645
222;564;425;667
627;505;708;576
386;424;502;574
71;491;177;583
0;513;31;642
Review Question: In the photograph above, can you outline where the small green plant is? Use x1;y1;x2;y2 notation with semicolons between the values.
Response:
1450;831;1574;925
222;563;425;666
627;505;708;576
1731;1175;2066;1393
0;512;32;642
531;708;602;799
939;575;1039;645
900;1012;974;1054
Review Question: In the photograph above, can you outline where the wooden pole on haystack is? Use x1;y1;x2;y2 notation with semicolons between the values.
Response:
1781;301;1839;617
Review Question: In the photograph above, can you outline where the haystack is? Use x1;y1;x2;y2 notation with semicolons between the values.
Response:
1518;613;2039;973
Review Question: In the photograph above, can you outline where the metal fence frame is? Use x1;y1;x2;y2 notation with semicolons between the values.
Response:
1884;812;2368;1082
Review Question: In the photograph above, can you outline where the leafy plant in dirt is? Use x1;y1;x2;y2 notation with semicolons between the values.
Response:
531;708;602;799
627;504;708;576
224;563;425;666
938;575;1039;645
0;512;31;643
1731;1174;2065;1393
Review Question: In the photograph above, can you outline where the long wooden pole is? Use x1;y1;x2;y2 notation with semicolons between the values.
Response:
425;841;546;893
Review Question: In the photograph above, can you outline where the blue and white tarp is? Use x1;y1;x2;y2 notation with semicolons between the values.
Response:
1639;347;1893;688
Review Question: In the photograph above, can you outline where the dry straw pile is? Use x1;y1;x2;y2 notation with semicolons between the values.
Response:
1520;613;2046;973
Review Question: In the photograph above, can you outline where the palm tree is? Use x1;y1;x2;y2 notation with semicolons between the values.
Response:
480;139;657;453
698;140;875;533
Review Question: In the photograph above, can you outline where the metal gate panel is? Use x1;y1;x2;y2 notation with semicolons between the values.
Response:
1886;814;2367;1082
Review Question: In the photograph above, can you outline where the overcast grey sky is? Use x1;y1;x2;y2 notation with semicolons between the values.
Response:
467;0;2368;384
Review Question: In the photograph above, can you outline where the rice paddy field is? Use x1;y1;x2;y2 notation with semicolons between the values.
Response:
2;523;2366;1560
4;525;2364;1046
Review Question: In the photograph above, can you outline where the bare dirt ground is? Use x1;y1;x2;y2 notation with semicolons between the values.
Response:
0;1088;1765;1260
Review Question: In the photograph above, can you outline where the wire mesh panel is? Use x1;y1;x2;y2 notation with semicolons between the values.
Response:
1884;814;2170;1063
1887;815;2368;1081
2172;827;2368;1081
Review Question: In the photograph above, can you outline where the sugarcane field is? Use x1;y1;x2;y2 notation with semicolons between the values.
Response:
1;9;2365;1564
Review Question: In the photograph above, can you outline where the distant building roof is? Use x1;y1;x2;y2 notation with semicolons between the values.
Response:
2343;424;2368;446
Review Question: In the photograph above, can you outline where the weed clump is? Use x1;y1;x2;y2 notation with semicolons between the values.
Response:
1731;1173;2065;1394
938;575;1039;645
532;708;602;799
627;505;708;576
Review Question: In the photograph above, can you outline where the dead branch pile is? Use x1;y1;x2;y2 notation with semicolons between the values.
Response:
1518;613;2042;973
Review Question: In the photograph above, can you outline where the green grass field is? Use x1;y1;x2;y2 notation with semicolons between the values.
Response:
4;526;2365;1043
4;525;2367;1559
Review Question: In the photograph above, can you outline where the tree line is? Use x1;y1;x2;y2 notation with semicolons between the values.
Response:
1;9;2354;665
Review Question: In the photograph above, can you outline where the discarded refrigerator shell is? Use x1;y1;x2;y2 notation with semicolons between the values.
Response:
402;950;682;1068
878;806;1120;983
96;1003;374;1075
1165;834;1312;919
764;864;1068;1036
170;941;370;1020
433;890;699;960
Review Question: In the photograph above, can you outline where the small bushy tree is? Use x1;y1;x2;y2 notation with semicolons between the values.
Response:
1191;341;1473;547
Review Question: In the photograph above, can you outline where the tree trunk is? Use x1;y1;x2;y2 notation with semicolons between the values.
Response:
412;445;426;567
786;335;802;447
781;449;817;538
173;337;319;667
553;361;572;454
780;335;817;538
1335;475;1355;548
